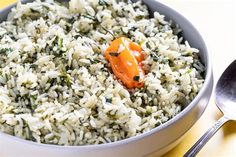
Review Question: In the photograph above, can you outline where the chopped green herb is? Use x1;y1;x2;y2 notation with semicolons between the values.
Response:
59;72;73;86
98;0;109;6
52;36;58;47
81;15;97;21
186;69;192;74
105;98;112;103
101;26;115;37
185;52;192;56
58;37;63;49
0;48;13;54
21;81;33;87
130;26;137;32
30;8;41;14
136;15;144;20
47;78;57;86
31;104;37;110
145;106;152;115
30;64;38;69
31;95;37;100
51;36;66;56
74;33;83;39
23;57;34;64
106;112;117;120
22;118;36;141
169;60;175;67
52;36;63;49
68;17;76;24
153;57;158;62
146;42;151;49
133;76;140;81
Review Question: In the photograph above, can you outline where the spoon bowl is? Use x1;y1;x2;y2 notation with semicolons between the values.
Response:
185;60;236;157
215;60;236;120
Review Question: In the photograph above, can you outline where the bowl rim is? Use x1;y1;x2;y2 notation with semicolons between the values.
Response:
0;0;213;150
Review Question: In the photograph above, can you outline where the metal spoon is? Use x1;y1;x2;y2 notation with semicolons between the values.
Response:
184;60;236;157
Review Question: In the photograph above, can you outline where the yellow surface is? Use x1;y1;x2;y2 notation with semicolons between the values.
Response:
1;1;236;157
0;0;17;7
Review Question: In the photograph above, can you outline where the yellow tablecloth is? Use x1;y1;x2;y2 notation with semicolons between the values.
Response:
0;1;236;157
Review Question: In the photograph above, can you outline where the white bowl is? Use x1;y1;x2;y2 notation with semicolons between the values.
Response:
0;0;213;157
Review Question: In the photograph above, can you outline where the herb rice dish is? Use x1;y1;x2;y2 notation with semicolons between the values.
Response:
0;0;204;145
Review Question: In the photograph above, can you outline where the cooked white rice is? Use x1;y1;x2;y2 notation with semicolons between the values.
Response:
0;0;204;145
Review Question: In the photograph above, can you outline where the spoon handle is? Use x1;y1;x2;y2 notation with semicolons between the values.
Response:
184;116;230;157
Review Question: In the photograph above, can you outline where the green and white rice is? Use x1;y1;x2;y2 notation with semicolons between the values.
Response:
0;0;204;145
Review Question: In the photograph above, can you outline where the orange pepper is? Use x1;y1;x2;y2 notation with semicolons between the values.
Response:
105;37;145;88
